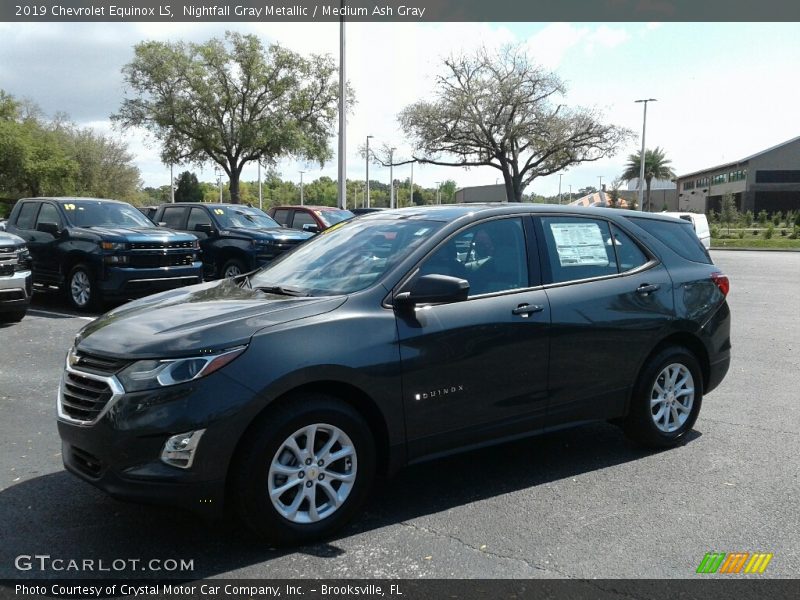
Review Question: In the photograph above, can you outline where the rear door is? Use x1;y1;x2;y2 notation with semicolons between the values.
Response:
398;216;551;460
535;215;674;426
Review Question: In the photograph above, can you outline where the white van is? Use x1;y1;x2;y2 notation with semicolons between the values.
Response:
662;212;711;249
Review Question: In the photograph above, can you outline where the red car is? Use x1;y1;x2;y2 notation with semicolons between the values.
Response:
268;205;354;233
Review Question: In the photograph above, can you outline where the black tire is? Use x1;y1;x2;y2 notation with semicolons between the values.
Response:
221;258;247;279
0;310;26;322
231;394;376;545
623;346;703;448
66;264;99;311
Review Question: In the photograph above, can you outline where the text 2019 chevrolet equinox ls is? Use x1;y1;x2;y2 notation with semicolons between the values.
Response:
57;205;731;544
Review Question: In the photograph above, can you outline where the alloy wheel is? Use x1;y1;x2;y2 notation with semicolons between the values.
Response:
267;423;357;524
650;363;695;433
70;270;91;307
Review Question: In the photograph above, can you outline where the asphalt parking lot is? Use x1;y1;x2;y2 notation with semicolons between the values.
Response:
0;250;798;580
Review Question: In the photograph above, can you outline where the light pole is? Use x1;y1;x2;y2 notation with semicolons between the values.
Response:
388;147;396;209
410;162;414;207
214;166;222;202
435;181;441;205
598;175;603;191
365;135;373;208
568;184;572;203
635;98;657;211
169;163;174;203
337;1;346;210
558;173;562;204
299;170;305;206
257;160;262;211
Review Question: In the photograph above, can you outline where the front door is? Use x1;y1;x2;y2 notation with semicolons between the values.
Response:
397;216;550;460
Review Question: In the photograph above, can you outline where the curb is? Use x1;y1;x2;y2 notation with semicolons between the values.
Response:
710;247;800;252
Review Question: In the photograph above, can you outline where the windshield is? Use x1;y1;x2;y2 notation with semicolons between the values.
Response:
214;206;280;229
250;218;443;295
64;201;155;228
317;209;354;227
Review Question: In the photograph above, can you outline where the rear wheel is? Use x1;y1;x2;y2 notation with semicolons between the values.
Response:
66;264;99;311
232;394;375;545
623;346;703;448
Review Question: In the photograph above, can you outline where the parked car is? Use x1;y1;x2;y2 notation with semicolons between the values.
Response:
5;198;203;310
268;205;354;233
351;207;385;216
153;203;314;279
0;231;32;322
57;205;730;544
137;206;158;222
0;219;7;231
662;211;711;249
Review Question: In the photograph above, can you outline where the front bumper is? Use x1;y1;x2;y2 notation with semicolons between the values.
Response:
57;367;261;515
99;263;203;298
0;269;32;312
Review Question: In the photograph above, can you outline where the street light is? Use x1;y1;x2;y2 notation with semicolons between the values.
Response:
214;166;223;202
299;170;306;206
169;163;175;203
558;173;562;205
598;175;603;191
635;98;657;212
337;0;346;210
435;181;441;205
365;135;373;208
388;147;396;209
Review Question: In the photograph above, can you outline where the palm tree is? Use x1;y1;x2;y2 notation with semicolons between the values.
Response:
622;147;676;211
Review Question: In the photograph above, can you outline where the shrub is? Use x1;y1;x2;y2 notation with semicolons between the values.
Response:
758;210;768;225
752;229;759;236
790;226;799;240
738;230;745;239
742;210;754;227
711;225;720;238
765;224;774;239
772;212;782;226
781;229;787;237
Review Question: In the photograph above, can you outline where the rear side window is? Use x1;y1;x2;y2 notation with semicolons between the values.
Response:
272;209;289;225
160;207;187;229
14;202;39;230
540;217;618;283
610;224;649;272
629;217;711;264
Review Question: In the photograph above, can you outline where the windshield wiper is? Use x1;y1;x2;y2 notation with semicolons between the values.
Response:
253;284;311;297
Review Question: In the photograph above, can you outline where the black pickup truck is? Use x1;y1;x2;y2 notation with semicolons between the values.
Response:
5;198;203;310
153;203;313;279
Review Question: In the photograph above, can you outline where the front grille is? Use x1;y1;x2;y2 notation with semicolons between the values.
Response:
130;241;195;250
61;372;114;422
128;253;195;268
0;264;13;277
0;289;24;300
72;351;130;375
70;446;103;477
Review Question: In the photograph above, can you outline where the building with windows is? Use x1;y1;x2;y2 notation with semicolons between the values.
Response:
677;136;800;214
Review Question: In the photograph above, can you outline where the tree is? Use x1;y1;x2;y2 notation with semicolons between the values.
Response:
114;32;344;203
174;171;203;203
621;146;676;212
719;193;739;235
63;127;141;200
397;45;630;202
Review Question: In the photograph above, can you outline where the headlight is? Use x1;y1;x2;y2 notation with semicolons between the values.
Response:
252;239;274;248
15;246;31;270
117;346;246;392
100;241;129;251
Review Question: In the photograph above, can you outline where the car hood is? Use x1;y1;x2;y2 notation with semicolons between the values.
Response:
75;278;346;359
0;231;25;246
73;226;195;242
223;227;313;241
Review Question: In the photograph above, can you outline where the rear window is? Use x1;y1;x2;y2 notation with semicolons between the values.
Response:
628;217;711;264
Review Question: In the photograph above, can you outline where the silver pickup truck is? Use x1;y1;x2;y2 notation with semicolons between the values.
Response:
0;231;32;322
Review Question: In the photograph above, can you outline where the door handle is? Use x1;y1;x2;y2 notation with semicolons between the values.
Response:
636;283;660;295
512;303;544;317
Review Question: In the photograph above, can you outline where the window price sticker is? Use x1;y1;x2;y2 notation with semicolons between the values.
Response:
549;222;609;267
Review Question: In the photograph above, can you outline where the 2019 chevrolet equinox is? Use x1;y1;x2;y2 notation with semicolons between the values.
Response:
57;205;731;544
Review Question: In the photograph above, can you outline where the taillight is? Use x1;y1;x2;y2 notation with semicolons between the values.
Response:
711;272;729;297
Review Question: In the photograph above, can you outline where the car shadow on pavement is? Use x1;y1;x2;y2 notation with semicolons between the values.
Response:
0;423;700;580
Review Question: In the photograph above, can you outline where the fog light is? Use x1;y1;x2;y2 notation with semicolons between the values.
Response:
161;429;205;469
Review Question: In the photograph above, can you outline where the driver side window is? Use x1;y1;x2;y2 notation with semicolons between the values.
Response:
419;218;529;297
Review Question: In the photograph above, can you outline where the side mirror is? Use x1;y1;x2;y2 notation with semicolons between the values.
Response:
195;223;216;235
394;274;469;308
157;222;168;227
36;221;60;236
302;223;320;233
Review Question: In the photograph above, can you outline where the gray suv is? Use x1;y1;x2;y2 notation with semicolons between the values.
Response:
0;231;32;322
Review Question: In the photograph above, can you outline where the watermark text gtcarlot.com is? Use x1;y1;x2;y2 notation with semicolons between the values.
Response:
15;555;194;572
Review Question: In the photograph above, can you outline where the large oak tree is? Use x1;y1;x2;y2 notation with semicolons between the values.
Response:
399;46;632;202
113;32;343;203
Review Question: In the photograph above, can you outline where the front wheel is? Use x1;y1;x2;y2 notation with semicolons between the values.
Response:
232;395;375;545
221;258;247;279
623;346;703;448
66;264;99;311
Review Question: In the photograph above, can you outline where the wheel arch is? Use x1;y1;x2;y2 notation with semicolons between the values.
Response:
634;331;711;403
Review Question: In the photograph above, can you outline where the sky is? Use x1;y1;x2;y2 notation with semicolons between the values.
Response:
2;20;800;200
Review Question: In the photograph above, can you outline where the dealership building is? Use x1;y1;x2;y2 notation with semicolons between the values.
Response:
677;136;800;214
